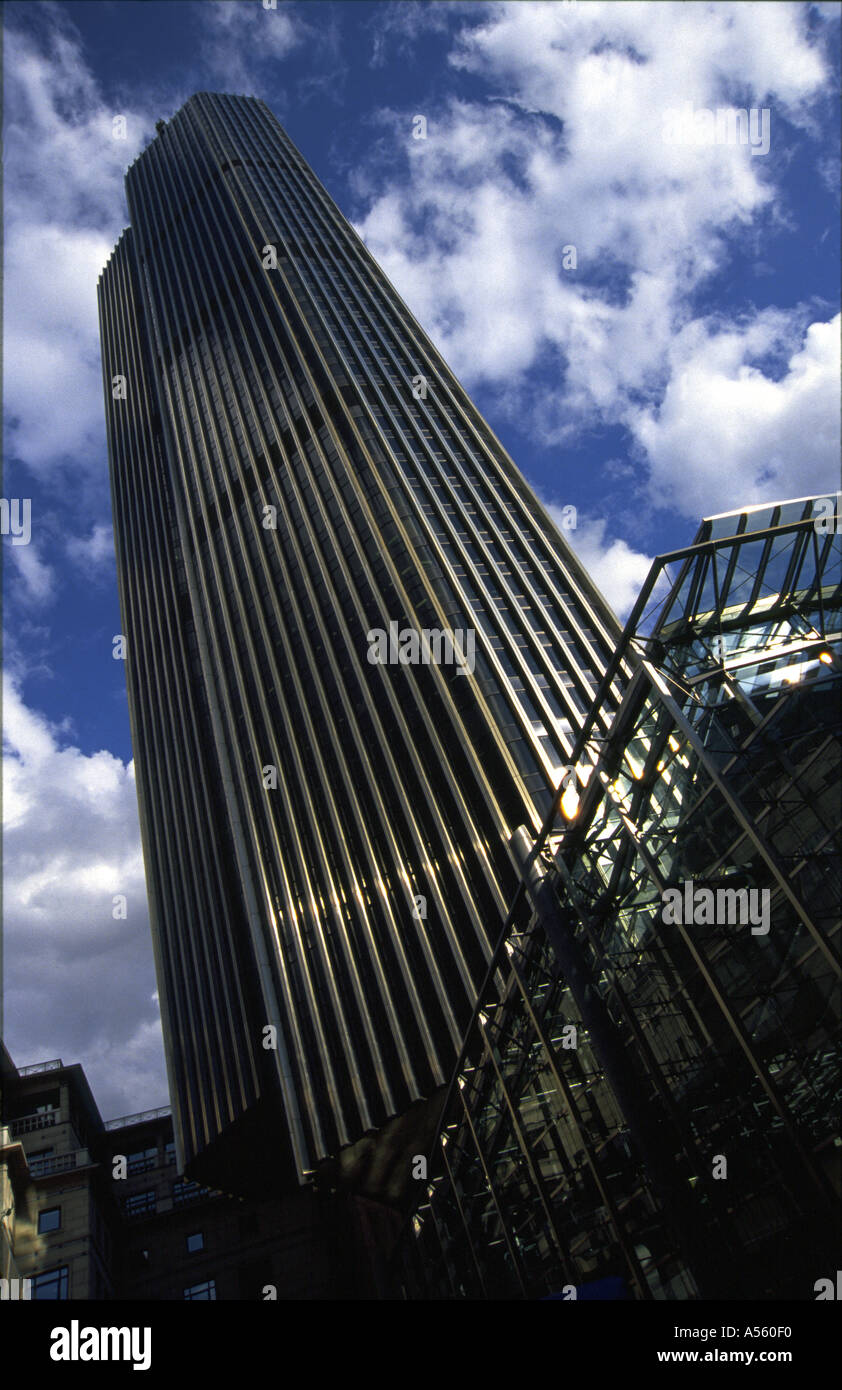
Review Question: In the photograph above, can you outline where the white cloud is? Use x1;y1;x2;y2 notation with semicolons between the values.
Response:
66;522;115;571
2;21;153;482
4;226;119;477
368;0;465;68
551;509;654;618
634;311;841;519
7;543;57;606
1;3;310;489
356;0;836;504
197;0;301;91
2;674;166;1119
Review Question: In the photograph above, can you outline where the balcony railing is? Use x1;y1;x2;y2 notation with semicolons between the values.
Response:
10;1112;59;1136
104;1106;171;1131
18;1060;63;1076
29;1148;91;1178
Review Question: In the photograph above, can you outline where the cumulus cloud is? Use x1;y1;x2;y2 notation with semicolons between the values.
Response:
2;19;153;481
356;0;837;499
552;510;654;618
197;0;301;92
2;673;167;1119
6;542;57;607
66;522;115;572
634;311;842;519
367;0;464;68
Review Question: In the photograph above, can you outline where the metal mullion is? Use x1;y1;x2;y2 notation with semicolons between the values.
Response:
269;191;620;732
359;376;598;769
260;166;619;741
191;158;499;1056
166;384;357;1151
134;151;334;1161
259;451;468;1077
257;458;458;1082
422;1192;465;1299
121;256;280;1140
558;800;729;1144
589;757;838;1205
100;260;193;1159
234;108;622;700
440;1140;489;1296
171;161;469;1086
112;253;226;1129
251;297;528;881
456;1087;530;1297
331;370;580;785
127;418;264;1137
123;116;315;1162
737;533;776;621
149;151;407;1133
476;1015;575;1284
199;138;523;934
643;659;841;972
101;257;205;1157
504;947;651;1299
104;251;225;1153
277;448;495;1034
254;110;625;669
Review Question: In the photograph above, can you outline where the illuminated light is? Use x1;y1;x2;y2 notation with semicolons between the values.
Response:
668;735;680;753
782;665;803;684
656;760;665;771
818;650;834;666
624;751;645;780
560;782;580;820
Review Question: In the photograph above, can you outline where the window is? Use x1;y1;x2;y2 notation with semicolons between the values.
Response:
173;1178;212;1206
127;1146;158;1175
184;1279;216;1300
38;1207;61;1234
124;1189;157;1217
164;1140;177;1167
33;1266;69;1300
186;1232;204;1253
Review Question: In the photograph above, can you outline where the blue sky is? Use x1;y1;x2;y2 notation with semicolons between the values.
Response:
2;0;840;1119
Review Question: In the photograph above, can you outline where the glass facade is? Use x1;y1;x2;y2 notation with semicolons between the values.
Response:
397;495;841;1300
98;93;625;1193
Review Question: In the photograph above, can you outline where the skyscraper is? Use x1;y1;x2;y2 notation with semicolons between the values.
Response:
98;93;625;1199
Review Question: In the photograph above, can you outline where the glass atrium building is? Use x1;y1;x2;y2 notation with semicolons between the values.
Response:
397;495;841;1300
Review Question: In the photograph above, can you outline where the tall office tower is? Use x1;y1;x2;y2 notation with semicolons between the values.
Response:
98;93;625;1200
